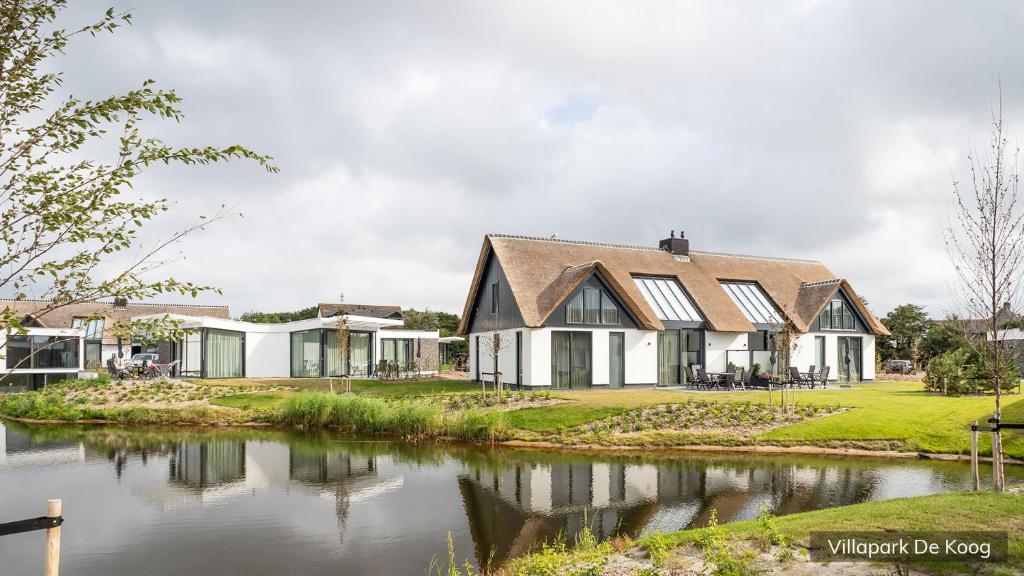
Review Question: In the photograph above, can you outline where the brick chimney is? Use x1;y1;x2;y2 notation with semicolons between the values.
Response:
659;230;689;257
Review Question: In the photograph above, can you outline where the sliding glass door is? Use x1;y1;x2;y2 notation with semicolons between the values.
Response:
350;333;371;376
551;331;592;389
382;338;414;370
324;331;348;377
609;332;624;388
290;330;322;378
837;336;862;383
657;330;680;385
205;329;244;378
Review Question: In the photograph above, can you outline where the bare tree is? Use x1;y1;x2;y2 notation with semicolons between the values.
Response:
945;86;1023;491
472;306;515;397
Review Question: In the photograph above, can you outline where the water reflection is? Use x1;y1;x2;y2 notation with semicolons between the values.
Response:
0;422;1014;576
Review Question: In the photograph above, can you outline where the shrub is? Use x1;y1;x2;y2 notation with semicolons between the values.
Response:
924;346;1018;395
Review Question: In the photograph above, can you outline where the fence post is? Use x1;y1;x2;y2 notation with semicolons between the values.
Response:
44;499;61;576
971;421;980;491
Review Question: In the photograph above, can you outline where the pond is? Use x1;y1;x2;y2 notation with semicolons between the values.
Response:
0;421;1017;575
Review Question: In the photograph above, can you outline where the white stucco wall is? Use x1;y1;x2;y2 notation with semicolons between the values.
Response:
470;327;657;387
469;327;879;387
245;332;290;378
703;331;748;373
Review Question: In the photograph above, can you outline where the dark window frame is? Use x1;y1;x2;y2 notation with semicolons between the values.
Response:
566;287;621;326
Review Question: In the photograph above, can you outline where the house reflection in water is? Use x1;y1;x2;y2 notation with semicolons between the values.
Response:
0;423;84;467
459;458;883;568
169;441;247;491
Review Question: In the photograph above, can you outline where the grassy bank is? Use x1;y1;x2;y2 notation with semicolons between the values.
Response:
2;379;1022;457
506;382;1024;458
491;492;1024;575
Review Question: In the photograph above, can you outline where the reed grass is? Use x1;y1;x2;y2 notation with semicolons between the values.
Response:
277;392;509;441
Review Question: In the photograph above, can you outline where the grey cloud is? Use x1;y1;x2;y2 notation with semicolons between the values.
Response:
44;0;1024;316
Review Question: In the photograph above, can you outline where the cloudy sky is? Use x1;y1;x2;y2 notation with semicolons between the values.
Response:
50;0;1024;318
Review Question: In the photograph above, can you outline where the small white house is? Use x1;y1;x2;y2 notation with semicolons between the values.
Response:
134;313;441;379
1;326;85;391
458;233;890;389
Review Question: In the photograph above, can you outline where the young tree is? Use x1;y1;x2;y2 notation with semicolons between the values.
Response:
0;2;275;367
945;87;1022;491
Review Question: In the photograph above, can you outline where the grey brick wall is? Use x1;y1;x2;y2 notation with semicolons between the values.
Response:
416;337;439;372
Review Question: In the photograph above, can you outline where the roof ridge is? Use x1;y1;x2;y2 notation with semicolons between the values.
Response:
562;261;600;273
801;278;843;287
0;297;228;309
488;233;663;252
488;234;823;263
690;249;822;265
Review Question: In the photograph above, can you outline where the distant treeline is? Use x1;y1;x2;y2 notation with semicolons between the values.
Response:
238;306;461;338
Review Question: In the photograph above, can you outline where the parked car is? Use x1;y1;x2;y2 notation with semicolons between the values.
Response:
130;353;159;367
885;359;914;374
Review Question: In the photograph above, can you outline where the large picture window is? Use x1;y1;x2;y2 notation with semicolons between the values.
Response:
291;329;322;378
551;331;592;389
817;299;856;331
566;287;619;325
381;338;414;370
5;335;80;370
205;329;244;378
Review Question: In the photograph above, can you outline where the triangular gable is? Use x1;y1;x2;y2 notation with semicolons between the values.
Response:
797;279;890;336
537;264;644;329
461;245;527;334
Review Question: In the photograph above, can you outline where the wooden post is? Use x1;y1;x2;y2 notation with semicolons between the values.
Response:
45;499;61;576
990;414;1004;493
970;421;980;491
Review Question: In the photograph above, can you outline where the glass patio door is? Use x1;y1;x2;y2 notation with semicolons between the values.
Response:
609;332;624;388
837;337;862;383
657;330;680;385
551;331;592;389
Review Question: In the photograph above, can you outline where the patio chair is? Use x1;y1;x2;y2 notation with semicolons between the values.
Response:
696;368;715;390
786;366;805;388
684;366;697;388
154;360;180;380
106;357;130;381
731;367;746;390
818;365;831;388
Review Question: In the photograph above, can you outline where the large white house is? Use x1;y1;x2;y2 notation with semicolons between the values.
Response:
458;233;890;389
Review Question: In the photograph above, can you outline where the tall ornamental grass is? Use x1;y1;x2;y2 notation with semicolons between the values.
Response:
279;392;509;441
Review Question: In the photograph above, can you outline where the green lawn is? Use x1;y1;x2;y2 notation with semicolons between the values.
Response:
504;382;1024;457
653;491;1024;572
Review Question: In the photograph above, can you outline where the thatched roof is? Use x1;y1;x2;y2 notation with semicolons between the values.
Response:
317;303;403;319
0;299;231;344
457;234;889;336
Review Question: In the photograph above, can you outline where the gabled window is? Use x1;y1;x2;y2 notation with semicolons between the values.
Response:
490;282;499;314
817;298;856;331
567;287;619;325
